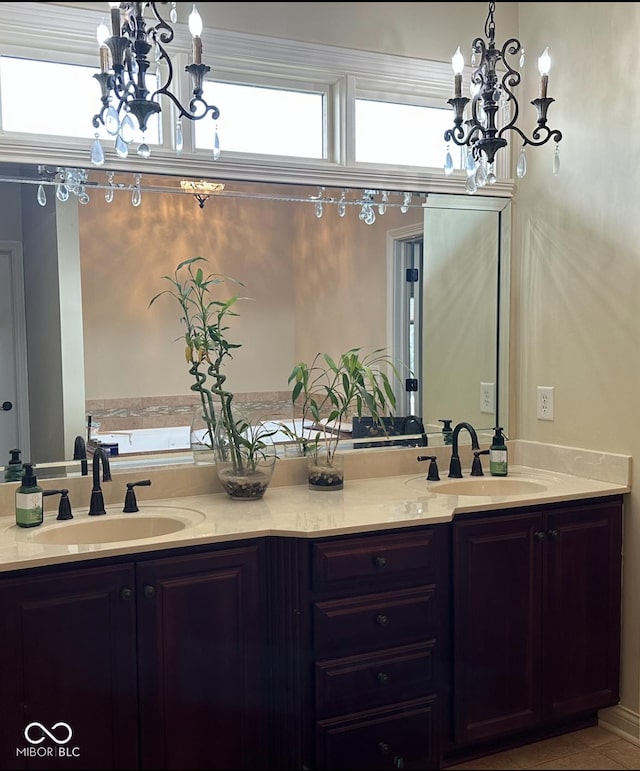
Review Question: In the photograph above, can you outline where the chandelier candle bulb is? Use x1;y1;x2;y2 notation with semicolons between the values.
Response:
452;46;464;98
189;5;204;65
108;2;120;36
538;46;550;98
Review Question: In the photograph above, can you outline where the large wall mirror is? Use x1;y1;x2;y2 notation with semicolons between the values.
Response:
0;163;510;478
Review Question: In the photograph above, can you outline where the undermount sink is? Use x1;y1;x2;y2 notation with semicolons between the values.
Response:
405;476;548;496
30;507;205;546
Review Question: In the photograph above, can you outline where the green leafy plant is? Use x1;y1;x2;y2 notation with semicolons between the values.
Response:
148;256;275;482
287;347;400;467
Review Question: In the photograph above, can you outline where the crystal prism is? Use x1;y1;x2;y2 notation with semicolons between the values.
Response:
121;114;136;144
175;120;183;154
553;146;560;176
466;151;476;176
476;162;488;188
37;184;47;206
170;2;177;22
444;150;454;176
131;187;142;207
105;106;119;136
213;128;221;160
137;142;151;159
465;174;477;195
90;137;105;166
56;183;69;202
516;148;527;178
519;48;525;68
104;186;114;204
115;134;129;159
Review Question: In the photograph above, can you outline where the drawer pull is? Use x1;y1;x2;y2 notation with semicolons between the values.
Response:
120;587;133;601
374;555;387;568
143;585;155;599
378;742;391;755
535;531;545;540
376;613;389;627
549;528;559;537
376;671;390;685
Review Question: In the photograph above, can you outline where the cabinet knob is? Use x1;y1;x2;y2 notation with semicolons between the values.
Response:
376;671;390;685
376;613;389;627
120;587;133;601
143;585;155;599
549;528;559;537
374;555;387;568
535;531;545;540
377;742;391;755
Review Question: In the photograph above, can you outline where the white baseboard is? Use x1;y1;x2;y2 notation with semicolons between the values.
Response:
599;705;640;745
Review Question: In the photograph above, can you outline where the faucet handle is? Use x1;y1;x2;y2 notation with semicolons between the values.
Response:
43;488;73;520
123;480;152;513
417;455;440;481
471;449;490;477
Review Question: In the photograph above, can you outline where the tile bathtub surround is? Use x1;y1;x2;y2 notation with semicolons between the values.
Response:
86;392;294;432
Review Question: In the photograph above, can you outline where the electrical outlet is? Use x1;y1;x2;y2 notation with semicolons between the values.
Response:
536;386;554;421
480;382;495;414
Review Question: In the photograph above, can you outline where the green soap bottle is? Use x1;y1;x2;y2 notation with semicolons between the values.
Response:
4;448;23;482
15;463;43;528
489;427;508;477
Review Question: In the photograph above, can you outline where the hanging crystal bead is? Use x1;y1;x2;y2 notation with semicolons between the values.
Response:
476;162;488;187
78;190;90;205
378;191;388;215
120;114;136;144
337;193;346;218
115;134;129;159
519;48;525;68
137;140;151;159
170;2;177;23
131;175;142;207
36;184;47;206
444;147;454;176
105;106;119;136
465;173;477;195
175;119;184;154
516;147;527;178
487;163;497;185
553;144;560;176
466;150;476;177
90;135;105;166
105;186;114;204
213;126;221;160
56;183;69;202
400;192;411;214
471;48;477;66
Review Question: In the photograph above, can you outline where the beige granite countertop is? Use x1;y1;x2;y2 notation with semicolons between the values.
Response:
0;447;631;573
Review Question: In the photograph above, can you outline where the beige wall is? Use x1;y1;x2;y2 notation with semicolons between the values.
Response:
78;184;421;399
514;2;640;723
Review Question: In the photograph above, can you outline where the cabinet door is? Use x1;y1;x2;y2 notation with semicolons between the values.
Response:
452;512;543;744
544;499;622;718
0;563;138;770
136;544;267;770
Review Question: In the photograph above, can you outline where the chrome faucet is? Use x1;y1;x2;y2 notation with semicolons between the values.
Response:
88;445;112;516
448;422;480;478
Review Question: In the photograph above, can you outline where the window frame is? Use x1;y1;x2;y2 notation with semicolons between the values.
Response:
0;1;513;195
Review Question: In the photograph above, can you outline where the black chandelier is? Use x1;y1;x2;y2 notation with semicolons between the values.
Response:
443;1;562;192
90;2;220;165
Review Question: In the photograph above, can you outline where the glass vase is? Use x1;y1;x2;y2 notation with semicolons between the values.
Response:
213;409;277;499
308;449;344;491
190;403;216;465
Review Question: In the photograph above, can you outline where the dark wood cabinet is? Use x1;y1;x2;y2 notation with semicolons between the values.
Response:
0;542;267;771
448;496;622;756
0;562;139;770
271;526;450;771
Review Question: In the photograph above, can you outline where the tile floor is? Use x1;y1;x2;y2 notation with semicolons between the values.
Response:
446;725;640;770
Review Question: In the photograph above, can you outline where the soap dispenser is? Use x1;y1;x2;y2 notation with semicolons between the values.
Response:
489;427;508;477
4;448;23;482
15;463;43;528
439;419;453;445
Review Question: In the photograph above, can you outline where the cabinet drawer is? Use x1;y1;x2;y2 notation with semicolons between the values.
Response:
316;697;437;770
316;641;436;717
312;530;437;592
314;586;435;655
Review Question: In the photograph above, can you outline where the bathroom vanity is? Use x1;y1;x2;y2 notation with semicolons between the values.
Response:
0;451;629;770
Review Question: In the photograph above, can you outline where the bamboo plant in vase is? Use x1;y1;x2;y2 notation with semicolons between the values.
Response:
149;256;277;499
288;348;400;490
